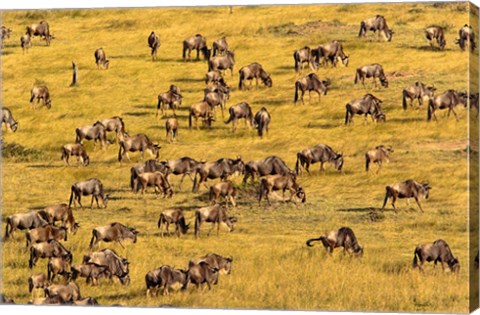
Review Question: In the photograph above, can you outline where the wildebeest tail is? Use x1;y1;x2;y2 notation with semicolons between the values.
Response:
306;236;324;247
354;68;361;84
402;91;408;111
118;141;125;162
157;214;165;228
182;41;186;59
238;71;244;89
382;186;392;209
365;153;370;172
130;168;136;192
26;232;31;249
358;21;366;37
427;99;433;121
194;211;200;238
4;217;11;239
294;81;300;104
89;230;98;249
75;128;81;143
293;51;299;72
412;246;421;268
68;186;75;208
295;153;302;175
28;276;34;293
188;110;193;129
29;246;35;269
345;104;351;125
192;171;199;192
224;107;234;124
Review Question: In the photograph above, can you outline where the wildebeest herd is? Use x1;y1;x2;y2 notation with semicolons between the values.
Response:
0;6;478;309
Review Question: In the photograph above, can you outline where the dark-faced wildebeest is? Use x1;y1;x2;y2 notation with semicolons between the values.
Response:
225;102;254;131
238;62;272;90
295;144;344;175
69;178;109;209
26;225;67;250
354;64;388;88
425;26;446;50
306;227;364;256
163;157;203;189
455;24;476;52
129;159;169;192
99;116;125;143
94;48;109;69
243;155;293;184
158;209;190;237
208;50;235;76
413;239;460;273
382;179;431;212
157;89;183;117
258;174;306;206
204;87;229;119
358;15;394;41
30;85;51;109
29;239;72;269
71;262;110;286
365;145;394;173
61;143;90;166
44;282;81;303
192;253;233;275
345;93;385;125
427;89;468;122
89;222;138;249
118;133;160;162
4;211;49;239
146;265;189;296
1;26;12;48
183;34;209;61
293;46;317;73
20;33;32;53
1;107;18;132
314;40;349;68
26;21;53;46
194;204;236;238
182;261;219;290
29;273;50;297
83;248;130;285
189;101;215;129
212;37;228;56
135;171;173;198
254;107;271;138
40;204;79;234
192;157;244;192
209;181;237;207
293;73;330;105
75;121;108;150
47;257;71;283
166;117;178;143
402;82;436;110
148;31;160;60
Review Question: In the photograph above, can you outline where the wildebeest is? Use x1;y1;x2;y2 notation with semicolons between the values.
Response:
165;117;178;143
192;157;244;192
193;253;233;275
314;40;349;67
163;157;203;188
428;89;468;122
157;88;183;117
20;33;32;53
205;70;224;85
0;294;15;304
29;239;72;269
293;73;330;105
354;64;388;88
75;121;108;150
118;133;160;162
69;178;109;209
130;159;170;192
26;21;53;46
238;62;272;90
183;34;209;61
28;273;50;296
189;101;215;129
157;209;189;237
243;156;293;184
306;227;364;256
345;93;385;125
295;144;344;174
4;211;48;239
44;282;81;303
148;31;160;60
413;239;460;273
208;50;235;76
456;24;476;52
209;181;237;207
402;82;436;110
225;102;254;131
182;261;219;290
204;85;230;118
28;296;62;305
212;37;228;56
83;248;130;285
194;204;236;238
30;85;52;109
89;222;138;249
135;171;173;198
1;26;12;48
94;48;109;69
425;26;446;50
293;46;317;72
73;297;99;306
40;204;79;234
61;143;90;166
253;107;271;138
365;145;394;173
47;257;71;282
358;15;394;41
145;265;189;296
382;179;431;212
26;225;67;249
258;174;306;206
99;116;126;143
1;107;18;132
71;263;110;286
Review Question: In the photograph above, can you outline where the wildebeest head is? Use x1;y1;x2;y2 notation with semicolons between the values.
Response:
341;55;349;67
119;274;131;286
70;222;80;235
226;216;236;232
151;144;161;159
102;194;110;207
83;155;90;167
322;79;331;95
448;257;460;273
201;47;211;60
421;183;431;199
296;186;306;203
10;120;18;132
373;111;386;123
233;156;245;174
386;29;394;42
262;75;273;88
63;252;73;264
380;77;389;88
334;153;344;171
45;98;52;109
129;227;139;243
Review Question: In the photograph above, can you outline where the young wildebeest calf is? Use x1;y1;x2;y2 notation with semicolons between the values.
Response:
61;143;90;166
365;145;393;173
402;82;436;110
254;107;271;138
258;174;306;206
157;209;189;237
47;257;71;282
89;222;138;249
4;211;48;239
69;178;109;209
413;239;460;273
94;48;109;69
165;117;178;143
71;263;110;286
135;171;173;198
20;33;32;53
209;181;237;207
30;85;51;109
425;26;446;50
182;261;219;290
28;273;50;298
382;179;431;212
194;204;236;238
145;265;188;296
306;227;364;256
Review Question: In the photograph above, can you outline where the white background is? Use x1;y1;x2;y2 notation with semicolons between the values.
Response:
0;1;479;315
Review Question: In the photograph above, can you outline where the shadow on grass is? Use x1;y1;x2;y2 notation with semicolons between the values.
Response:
387;116;426;123
337;207;385;212
173;77;203;83
27;164;58;169
123;111;150;117
304;122;340;130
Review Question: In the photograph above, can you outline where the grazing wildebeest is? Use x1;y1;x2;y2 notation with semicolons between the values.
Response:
130;159;169;192
345;93;385;125
29;240;72;269
30;85;51;109
99;116;125;143
425;26;446;50
26;225;67;249
89;222;138;249
163;157;203;188
157;89;183;117
1;107;18;132
47;257;71;282
293;73;330;105
205;70;224;85
148;31;160;60
83;248;130;285
428;89;468;122
358;15;394;41
204;86;230;118
135;171;173;198
354;64;388;88
208;50;235;76
158;209;189;237
75;121;108;150
306;227;364;256
165;117;178;143
194;204;236;238
209;181;237;207
293;46;317;72
192;157;244;192
20;33;32;53
258;174;306;206
314;41;349;68
28;273;50;296
382;179;431;212
44;282;81;303
118;133;160;162
26;21;53;46
225;102;254;131
182;261;219;290
365;145;394;173
254;107;271;138
243;156;293;184
145;265;189;296
1;26;12;48
69;178;109;209
402;82;436;110
61;143;90;166
74;297;99;306
212;37;228;56
41;204;79;234
94;48;109;69
238;62;272;90
183;34;209;61
4;211;48;239
295;144;344;175
71;263;109;286
413;239;460;273
193;253;233;275
455;24;476;52
189;101;215;129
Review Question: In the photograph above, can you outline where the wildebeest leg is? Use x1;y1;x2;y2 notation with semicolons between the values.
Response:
414;196;424;212
117;240;125;249
450;107;459;121
320;162;325;172
77;195;83;208
376;162;382;174
391;194;397;212
166;222;170;236
315;90;321;103
207;222;216;236
90;195;95;209
229;195;236;207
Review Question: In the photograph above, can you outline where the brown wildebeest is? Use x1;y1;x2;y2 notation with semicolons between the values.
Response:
30;85;51;109
193;253;233;275
20;33;32;53
182;261;219;290
28;273;50;297
89;222;138;249
94;48;109;69
382;179;431;212
135;171;173;198
205;70;224;84
130;159;169;192
99;116;126;143
293;46;317;73
192;157;244;192
40;204;79;234
225;102;254;131
83;248;130;285
4;211;48;239
293;73;330;105
295;144;344;174
166;117;178;143
208;50;235;76
61;143;90;166
44;282;81;303
118;133;160;162
148;31;160;60
163;157;203;188
425;26;446;50
413;239;460;273
26;225;67;249
258;174;306;206
402;82;436;110
26;21;53;45
254;107;271;138
314;40;349;68
28;296;62;305
1;26;12;48
145;265;189;296
345;93;385;125
428;89;468;122
157;209;189;237
455;24;476;52
29;240;72;269
69;178;109;209
194;204;236;238
73;297;99;306
189;101;215;129
238;62;272;90
209;181;237;207
365;145;393;173
47;257;71;282
306;227;364;256
354;64;388;88
157;88;183;117
212;37;228;56
204;85;230;118
71;263;110;286
358;15;394;41
183;34;209;61
243;156;293;184
1;107;18;132
75;121;108;150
